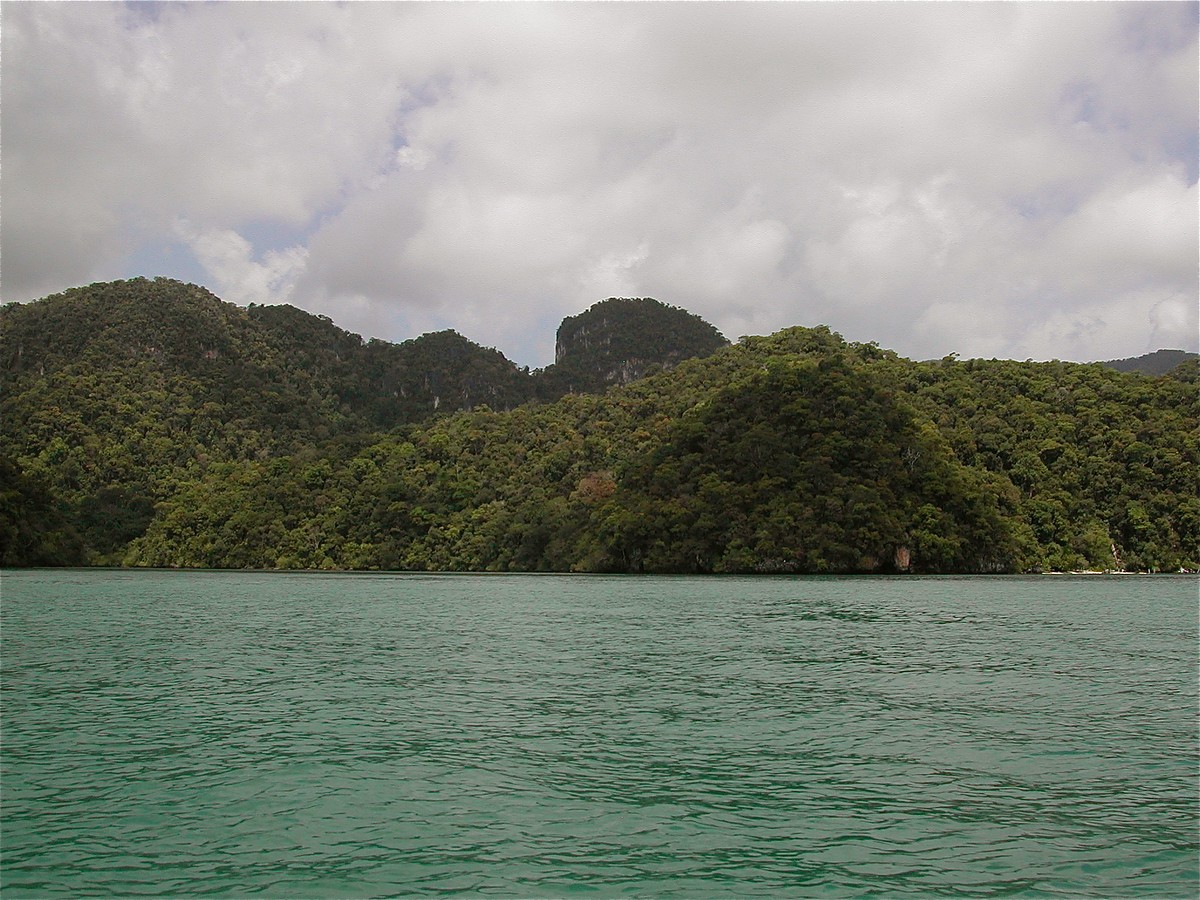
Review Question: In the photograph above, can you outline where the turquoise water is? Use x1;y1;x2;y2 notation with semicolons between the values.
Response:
1;571;1196;897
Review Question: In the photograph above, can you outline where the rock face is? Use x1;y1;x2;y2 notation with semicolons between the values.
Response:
547;297;729;394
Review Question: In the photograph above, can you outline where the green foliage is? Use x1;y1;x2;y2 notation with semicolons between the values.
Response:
0;454;87;566
896;356;1199;572
3;280;1197;573
595;352;1017;573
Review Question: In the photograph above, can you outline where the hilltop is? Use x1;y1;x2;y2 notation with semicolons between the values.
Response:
2;278;725;430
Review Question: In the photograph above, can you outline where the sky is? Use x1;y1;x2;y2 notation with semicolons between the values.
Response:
2;1;1197;368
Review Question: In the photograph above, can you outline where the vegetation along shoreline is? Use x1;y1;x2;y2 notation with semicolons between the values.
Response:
2;277;1196;575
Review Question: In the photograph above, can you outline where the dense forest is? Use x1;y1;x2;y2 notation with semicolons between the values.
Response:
2;277;1196;573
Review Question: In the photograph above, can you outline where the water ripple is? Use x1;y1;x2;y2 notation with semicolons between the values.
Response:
2;572;1197;897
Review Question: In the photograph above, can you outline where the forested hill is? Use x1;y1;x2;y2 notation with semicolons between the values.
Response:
2;277;1197;573
0;278;728;561
537;297;729;396
2;279;724;431
1099;349;1198;377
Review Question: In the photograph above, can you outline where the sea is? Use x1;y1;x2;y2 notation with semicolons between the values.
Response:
1;570;1197;897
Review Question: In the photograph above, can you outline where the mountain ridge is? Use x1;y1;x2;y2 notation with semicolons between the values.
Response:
3;278;730;427
1096;348;1198;377
7;276;1192;387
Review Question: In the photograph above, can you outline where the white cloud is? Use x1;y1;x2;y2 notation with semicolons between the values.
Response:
1008;286;1199;363
2;1;1195;366
578;241;650;305
173;221;307;307
1049;169;1198;287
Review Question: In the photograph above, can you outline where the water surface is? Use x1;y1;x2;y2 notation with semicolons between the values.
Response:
2;571;1197;896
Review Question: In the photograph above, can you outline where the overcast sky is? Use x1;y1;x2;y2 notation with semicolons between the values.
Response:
3;1;1196;367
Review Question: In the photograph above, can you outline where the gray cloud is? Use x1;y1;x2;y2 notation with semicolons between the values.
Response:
3;1;1195;366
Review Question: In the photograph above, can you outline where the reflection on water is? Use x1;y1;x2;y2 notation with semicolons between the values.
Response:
2;572;1197;897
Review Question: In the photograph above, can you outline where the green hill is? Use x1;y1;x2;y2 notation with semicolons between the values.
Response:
2;279;1196;572
0;280;733;563
1099;349;1198;376
1;278;366;560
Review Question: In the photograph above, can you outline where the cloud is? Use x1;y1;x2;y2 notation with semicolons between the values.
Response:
172;221;307;307
1050;170;1198;286
2;2;1195;366
1;2;403;283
